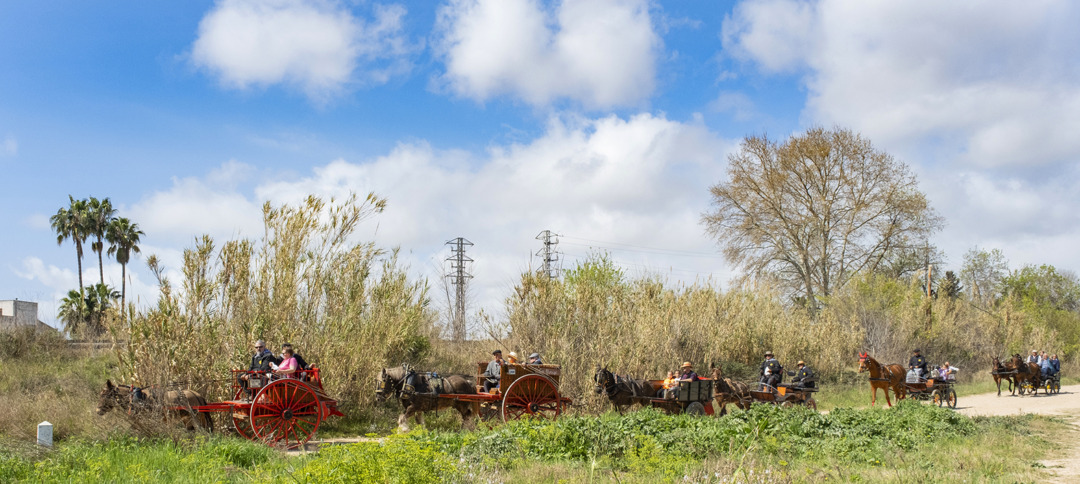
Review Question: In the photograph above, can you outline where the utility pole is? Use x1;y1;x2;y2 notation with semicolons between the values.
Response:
535;230;561;279
925;241;932;298
445;237;473;342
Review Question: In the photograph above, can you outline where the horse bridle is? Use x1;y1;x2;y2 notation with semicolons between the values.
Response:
860;354;895;383
375;369;404;399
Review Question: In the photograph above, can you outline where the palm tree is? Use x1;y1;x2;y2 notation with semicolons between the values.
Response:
107;217;143;318
85;282;120;335
50;196;90;295
87;197;116;286
58;289;89;336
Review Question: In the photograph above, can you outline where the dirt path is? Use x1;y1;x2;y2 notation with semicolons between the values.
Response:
956;384;1080;483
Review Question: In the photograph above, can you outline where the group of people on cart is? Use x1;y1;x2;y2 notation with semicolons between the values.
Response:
655;361;703;399
482;349;545;393
1026;349;1062;380
238;340;312;397
757;351;816;391
906;348;959;383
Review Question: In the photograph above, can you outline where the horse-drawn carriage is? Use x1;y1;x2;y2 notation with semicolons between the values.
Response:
1044;371;1062;394
903;374;957;408
458;362;574;422
191;368;344;449
593;367;716;415
377;362;573;426
747;381;818;410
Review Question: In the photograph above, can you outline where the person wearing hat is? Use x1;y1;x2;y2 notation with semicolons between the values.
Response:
1027;350;1039;365
483;350;504;393
507;351;519;364
759;351;783;391
527;352;543;365
239;339;277;399
678;362;700;382
909;349;928;377
788;360;815;389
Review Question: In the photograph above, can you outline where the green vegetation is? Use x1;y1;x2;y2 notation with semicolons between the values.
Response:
0;403;1064;483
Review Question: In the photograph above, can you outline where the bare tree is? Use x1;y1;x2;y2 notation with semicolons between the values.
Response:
702;127;942;307
960;248;1008;307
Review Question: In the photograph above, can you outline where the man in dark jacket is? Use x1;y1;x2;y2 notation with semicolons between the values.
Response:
240;339;276;398
788;361;815;389
759;351;783;390
909;349;928;377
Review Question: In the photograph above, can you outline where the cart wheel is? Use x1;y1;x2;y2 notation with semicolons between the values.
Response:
685;402;706;416
232;413;255;440
252;379;322;450
806;398;818;412
946;389;957;409
931;389;942;407
501;374;562;422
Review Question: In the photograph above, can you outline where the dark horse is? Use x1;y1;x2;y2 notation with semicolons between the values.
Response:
375;366;478;431
857;352;906;407
710;367;750;416
96;380;213;431
991;356;1016;396
593;366;655;413
1009;354;1042;396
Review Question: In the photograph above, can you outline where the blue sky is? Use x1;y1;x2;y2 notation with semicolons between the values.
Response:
4;0;1079;331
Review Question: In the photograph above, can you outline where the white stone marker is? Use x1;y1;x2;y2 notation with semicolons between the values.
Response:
38;421;53;447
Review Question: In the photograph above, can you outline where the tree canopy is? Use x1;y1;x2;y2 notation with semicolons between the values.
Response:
702;127;942;306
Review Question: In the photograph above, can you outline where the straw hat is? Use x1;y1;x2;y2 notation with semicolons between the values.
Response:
680;361;693;369
797;360;805;366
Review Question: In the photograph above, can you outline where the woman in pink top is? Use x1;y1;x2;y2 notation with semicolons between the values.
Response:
274;348;298;379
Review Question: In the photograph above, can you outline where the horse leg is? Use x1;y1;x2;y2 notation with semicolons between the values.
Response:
870;385;877;406
398;409;410;432
995;376;1001;396
883;385;894;407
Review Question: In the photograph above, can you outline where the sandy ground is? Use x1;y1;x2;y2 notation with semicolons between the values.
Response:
956;384;1080;483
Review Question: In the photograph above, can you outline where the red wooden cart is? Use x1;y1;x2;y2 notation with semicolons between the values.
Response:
188;368;344;449
438;362;572;422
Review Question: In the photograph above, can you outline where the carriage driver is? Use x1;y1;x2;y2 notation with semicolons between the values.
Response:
788;361;815;389
909;349;928;377
759;351;783;390
483;350;503;393
237;340;277;398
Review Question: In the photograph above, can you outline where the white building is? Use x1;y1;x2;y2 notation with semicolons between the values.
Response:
0;299;51;331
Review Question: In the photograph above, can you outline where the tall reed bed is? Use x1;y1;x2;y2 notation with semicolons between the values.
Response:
113;194;437;408
502;256;861;409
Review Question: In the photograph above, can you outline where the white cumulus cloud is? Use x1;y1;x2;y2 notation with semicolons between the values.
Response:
191;0;414;101
722;0;1080;169
1;134;16;156
434;0;661;109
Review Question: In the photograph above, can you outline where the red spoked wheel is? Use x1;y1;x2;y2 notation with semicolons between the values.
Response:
501;374;562;422
233;412;255;440
251;379;322;449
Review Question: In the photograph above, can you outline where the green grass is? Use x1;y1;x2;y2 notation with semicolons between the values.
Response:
1;403;1065;483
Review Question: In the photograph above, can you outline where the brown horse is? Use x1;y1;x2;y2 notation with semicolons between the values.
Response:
593;366;655;413
1009;354;1042;396
857;352;906;407
710;367;751;416
375;366;478;431
96;380;214;431
991;356;1016;396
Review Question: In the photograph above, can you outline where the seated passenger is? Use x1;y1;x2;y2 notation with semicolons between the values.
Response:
788;361;815;389
657;371;677;398
507;351;519;364
528;352;543;365
1050;354;1061;376
1041;356;1054;378
272;348;299;379
939;362;958;380
759;351;782;390
483;350;503;393
679;362;700;381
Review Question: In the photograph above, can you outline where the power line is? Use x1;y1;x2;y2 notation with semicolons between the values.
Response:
559;235;724;259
